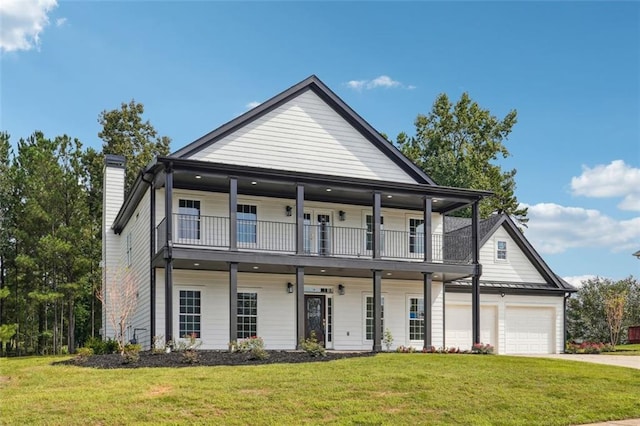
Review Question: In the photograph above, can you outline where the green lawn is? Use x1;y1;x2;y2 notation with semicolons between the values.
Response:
1;354;639;425
613;343;640;355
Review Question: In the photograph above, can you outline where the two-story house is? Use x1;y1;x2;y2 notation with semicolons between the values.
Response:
102;75;574;354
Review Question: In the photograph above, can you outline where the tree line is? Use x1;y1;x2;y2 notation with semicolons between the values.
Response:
0;101;169;355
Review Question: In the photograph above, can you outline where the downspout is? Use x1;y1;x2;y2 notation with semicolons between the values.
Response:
563;292;571;353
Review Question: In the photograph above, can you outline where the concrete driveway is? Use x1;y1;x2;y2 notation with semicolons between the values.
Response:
516;353;640;370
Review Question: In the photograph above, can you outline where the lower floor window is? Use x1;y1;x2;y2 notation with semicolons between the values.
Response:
237;292;258;338
409;297;424;340
365;296;385;340
179;290;201;338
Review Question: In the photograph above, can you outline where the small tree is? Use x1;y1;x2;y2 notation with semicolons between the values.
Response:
98;269;138;355
604;291;626;347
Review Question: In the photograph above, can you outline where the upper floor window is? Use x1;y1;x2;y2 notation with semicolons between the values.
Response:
365;215;384;252
409;218;424;254
178;199;201;240
496;240;507;261
237;204;257;244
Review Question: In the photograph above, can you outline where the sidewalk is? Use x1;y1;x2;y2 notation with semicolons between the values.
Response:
579;420;640;426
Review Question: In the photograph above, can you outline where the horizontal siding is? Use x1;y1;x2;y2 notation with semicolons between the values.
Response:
117;189;152;348
480;227;545;283
189;90;418;184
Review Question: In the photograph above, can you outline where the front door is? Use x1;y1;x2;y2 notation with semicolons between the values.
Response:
305;294;325;345
317;214;331;255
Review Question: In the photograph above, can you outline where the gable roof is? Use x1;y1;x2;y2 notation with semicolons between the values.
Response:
444;214;576;292
171;75;436;185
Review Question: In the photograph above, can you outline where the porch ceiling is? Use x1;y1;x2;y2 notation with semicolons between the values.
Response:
172;169;467;213
167;256;471;282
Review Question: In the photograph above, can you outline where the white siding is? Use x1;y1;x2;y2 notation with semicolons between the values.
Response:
189;90;418;184
116;189;152;348
154;271;443;351
101;164;124;340
480;227;545;282
445;293;564;354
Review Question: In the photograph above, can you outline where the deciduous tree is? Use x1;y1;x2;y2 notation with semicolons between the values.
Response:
397;93;527;223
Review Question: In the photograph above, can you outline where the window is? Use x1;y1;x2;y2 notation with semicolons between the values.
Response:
178;199;201;240
327;297;333;343
409;218;424;254
126;232;132;266
409;297;424;340
365;215;384;252
237;204;257;244
365;296;385;340
496;240;507;261
179;290;201;338
237;292;257;338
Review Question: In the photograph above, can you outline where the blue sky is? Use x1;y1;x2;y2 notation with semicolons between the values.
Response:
1;1;639;285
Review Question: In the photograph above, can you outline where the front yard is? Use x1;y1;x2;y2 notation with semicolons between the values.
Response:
1;353;639;425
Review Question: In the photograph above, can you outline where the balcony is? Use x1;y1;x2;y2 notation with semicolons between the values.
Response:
156;214;472;264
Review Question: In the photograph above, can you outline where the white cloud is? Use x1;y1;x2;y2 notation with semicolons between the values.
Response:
562;275;598;288
0;0;58;52
345;75;413;91
55;17;66;27
245;101;261;109
571;160;640;211
521;202;640;255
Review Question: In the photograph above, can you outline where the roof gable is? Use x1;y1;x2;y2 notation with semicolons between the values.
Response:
444;214;575;292
172;75;435;185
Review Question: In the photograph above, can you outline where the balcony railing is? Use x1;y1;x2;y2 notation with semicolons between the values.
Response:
154;214;472;263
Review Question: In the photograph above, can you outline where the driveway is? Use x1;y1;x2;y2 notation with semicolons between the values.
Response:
516;353;640;370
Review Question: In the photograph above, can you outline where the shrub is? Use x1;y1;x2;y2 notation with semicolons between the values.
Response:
84;337;119;355
395;345;417;353
565;341;615;354
383;328;394;351
122;343;141;364
471;343;494;354
74;347;93;364
151;335;166;354
299;331;326;357
237;336;269;360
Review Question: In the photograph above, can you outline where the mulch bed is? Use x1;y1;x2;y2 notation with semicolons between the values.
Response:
55;350;375;369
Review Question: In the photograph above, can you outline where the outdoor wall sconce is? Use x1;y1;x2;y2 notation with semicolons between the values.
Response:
500;291;506;298
287;282;294;293
339;210;346;221
338;284;345;295
285;206;292;216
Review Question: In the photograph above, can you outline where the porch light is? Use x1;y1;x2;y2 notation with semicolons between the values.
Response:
195;175;202;179
500;291;506;298
326;188;332;192
251;181;257;185
285;206;292;216
338;210;346;221
338;284;345;295
386;195;392;199
287;282;294;294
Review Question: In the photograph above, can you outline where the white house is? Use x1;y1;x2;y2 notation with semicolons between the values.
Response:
101;75;575;354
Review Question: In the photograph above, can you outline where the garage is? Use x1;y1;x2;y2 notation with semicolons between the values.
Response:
505;307;555;354
445;305;497;351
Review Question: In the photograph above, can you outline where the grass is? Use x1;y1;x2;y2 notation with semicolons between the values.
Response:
1;354;639;425
612;343;640;355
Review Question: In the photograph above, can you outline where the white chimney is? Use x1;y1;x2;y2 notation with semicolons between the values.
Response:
101;154;126;339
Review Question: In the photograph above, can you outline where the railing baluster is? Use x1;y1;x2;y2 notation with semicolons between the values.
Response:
157;213;470;264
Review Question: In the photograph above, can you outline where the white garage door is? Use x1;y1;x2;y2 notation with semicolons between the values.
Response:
445;305;497;351
505;307;555;354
